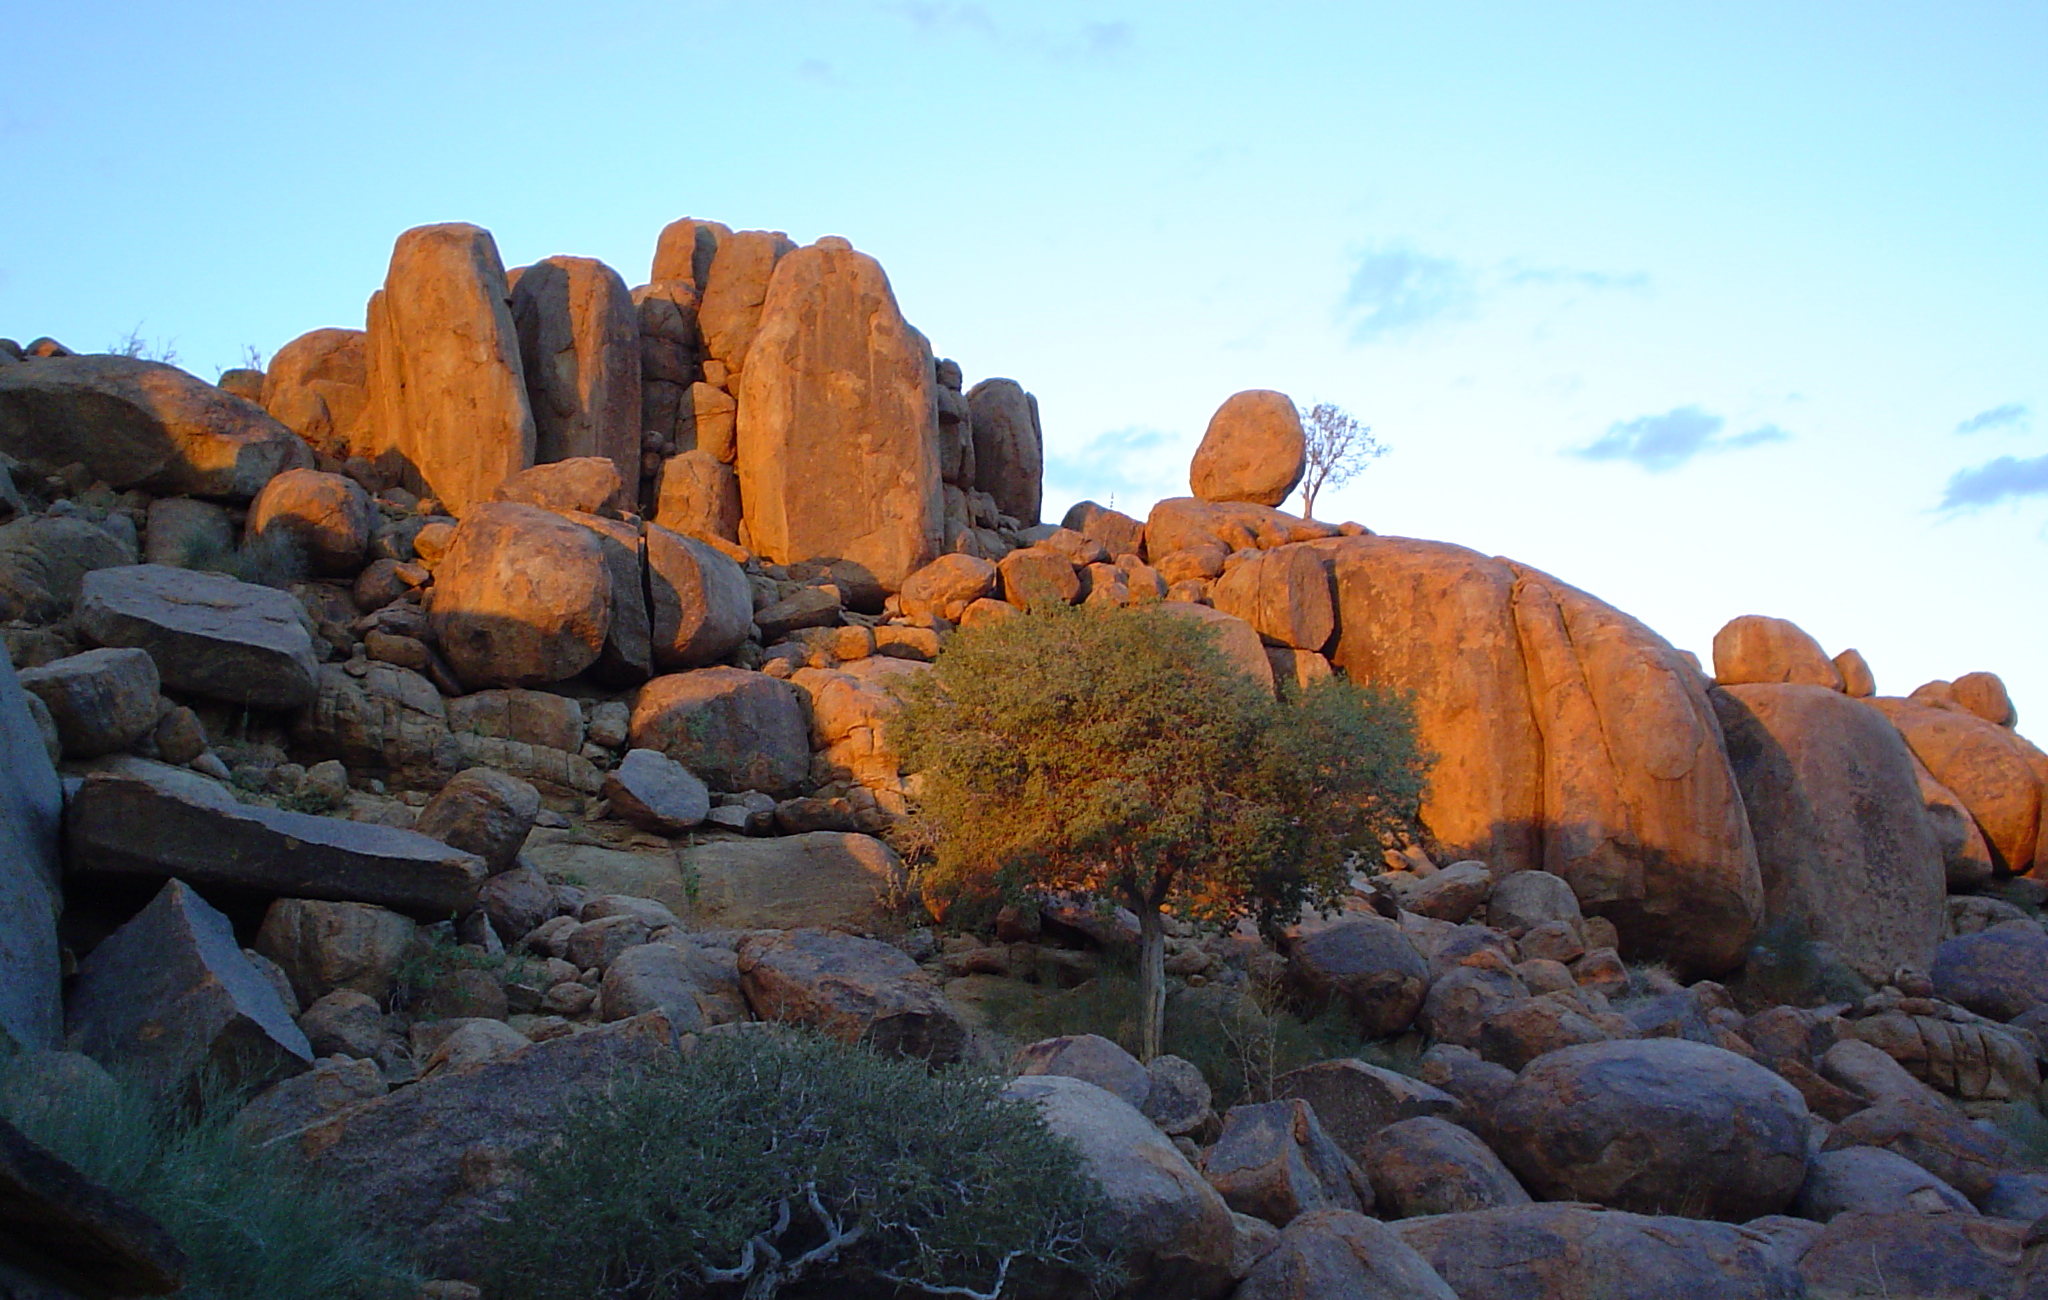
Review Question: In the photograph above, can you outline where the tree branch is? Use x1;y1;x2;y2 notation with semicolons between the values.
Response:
874;1251;1022;1300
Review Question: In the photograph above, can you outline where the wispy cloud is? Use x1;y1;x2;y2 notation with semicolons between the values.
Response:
1344;246;1480;342
1569;405;1791;473
1044;425;1184;510
888;4;1133;62
1342;244;1647;344
795;58;838;83
1955;403;2030;436
1940;454;2048;511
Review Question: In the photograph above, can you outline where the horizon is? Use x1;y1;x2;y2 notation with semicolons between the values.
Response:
5;2;2042;720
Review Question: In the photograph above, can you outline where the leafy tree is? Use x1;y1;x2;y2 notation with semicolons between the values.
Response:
1296;401;1385;519
899;604;1429;1061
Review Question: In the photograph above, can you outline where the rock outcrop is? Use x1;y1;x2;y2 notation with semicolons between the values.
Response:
508;255;641;489
1190;390;1306;508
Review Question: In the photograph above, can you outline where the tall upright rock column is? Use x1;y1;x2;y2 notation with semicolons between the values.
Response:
735;237;943;592
362;223;536;514
509;255;642;492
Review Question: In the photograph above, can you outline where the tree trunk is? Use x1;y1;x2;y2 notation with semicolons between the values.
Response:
1137;904;1166;1062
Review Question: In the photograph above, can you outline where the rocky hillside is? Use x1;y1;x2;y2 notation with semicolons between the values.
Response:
4;215;2048;1298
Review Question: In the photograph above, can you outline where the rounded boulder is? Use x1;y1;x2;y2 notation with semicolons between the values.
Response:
1189;389;1305;508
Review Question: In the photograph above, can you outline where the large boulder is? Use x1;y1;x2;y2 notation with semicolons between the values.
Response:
652;451;741;545
698;229;796;374
1711;614;1845;689
1062;500;1147;560
645;524;752;669
1159;601;1277;693
261;327;369;459
65;880;312;1092
677;832;907;929
1953;671;2018;727
361;222;536;514
246;468;375;576
1931;920;2048;1022
1713;683;1948;982
735;928;966;1064
427;502;611;689
1190;390;1306;508
1822;1095;2011;1203
292;661;453;772
293;1013;678;1275
253;898;417;1006
735;237;942;592
0;354;312;498
490;456;624;514
1490;1039;1811;1219
1002;1074;1237;1300
1229;1209;1457;1300
66;765;487;918
411;767;539;871
1393;1204;1808;1300
1868;696;2043;875
508;255;641;490
0;648;62;1050
0;515;135;623
1360;1116;1530;1218
17;646;159;758
966;377;1044;525
1281;916;1427;1036
1791;1145;1976;1220
1271;1058;1460;1160
1014;1033;1152;1109
1201;1099;1366;1226
1797;1212;2030;1300
629;667;809;795
650;216;730;295
76;565;319;710
898;553;1000;623
1209;545;1335;652
1146;498;1330;556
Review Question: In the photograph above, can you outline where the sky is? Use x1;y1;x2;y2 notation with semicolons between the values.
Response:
4;1;2044;721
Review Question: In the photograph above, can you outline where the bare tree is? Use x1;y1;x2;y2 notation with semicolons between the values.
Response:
1297;401;1385;519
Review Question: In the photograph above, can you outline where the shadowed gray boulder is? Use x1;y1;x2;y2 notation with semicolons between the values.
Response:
0;647;62;1050
76;565;319;710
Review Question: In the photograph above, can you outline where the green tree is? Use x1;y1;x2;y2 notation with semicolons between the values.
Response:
899;604;1428;1061
1297;401;1386;519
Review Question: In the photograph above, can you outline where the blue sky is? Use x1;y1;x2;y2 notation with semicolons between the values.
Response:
5;2;2044;719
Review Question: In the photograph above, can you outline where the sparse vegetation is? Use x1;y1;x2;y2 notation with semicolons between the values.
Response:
484;1030;1121;1300
387;928;536;1013
0;1051;416;1300
1730;917;1872;1011
1295;400;1385;519
899;603;1428;1060
106;324;180;366
166;530;309;590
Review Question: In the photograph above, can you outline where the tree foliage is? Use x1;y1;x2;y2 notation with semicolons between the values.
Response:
1297;401;1385;519
486;1030;1119;1300
897;604;1429;1054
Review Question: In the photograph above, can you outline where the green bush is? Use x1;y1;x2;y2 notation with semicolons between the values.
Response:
0;1051;416;1300
484;1030;1121;1300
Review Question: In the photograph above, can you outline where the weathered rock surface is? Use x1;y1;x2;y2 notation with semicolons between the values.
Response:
1014;1033;1151;1109
1823;1094;2011;1202
77;565;319;710
411;767;539;871
361;222;535;514
66;766;487;917
1271;1058;1460;1160
1002;1074;1237;1300
1713;683;1948;982
0;648;62;1050
1394;1204;1808;1300
736;928;966;1064
0;354;312;498
1146;498;1329;556
253;898;417;1006
1210;545;1334;651
1491;1039;1811;1219
292;661;453;771
0;1113;188;1299
652;451;741;544
1849;1008;2040;1102
1282;916;1426;1036
1931;920;2048;1023
1230;1209;1458;1300
1797;1211;2029;1299
899;553;1000;623
1869;695;2043;875
490;457;623;515
1712;614;1846;689
1953;670;2018;727
508;255;640;488
1190;390;1305;508
18;646;159;758
735;238;942;592
1791;1145;1976;1220
261;327;369;458
428;503;610;689
629;667;809;795
598;943;706;1031
699;229;795;374
1201;1099;1365;1226
0;515;136;623
1158;601;1277;693
1360;1116;1530;1218
246;468;375;576
66;880;311;1092
966;378;1043;525
294;1013;678;1275
1062;500;1146;560
650;216;730;295
645;524;752;669
601;748;709;834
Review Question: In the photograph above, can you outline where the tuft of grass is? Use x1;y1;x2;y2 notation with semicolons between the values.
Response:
1732;917;1872;1011
387;929;536;1014
483;1030;1122;1300
0;1050;417;1300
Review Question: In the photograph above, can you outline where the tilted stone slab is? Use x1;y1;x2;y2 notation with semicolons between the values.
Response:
76;564;318;710
66;768;486;918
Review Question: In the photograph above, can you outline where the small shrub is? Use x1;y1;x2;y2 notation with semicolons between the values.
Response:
1732;917;1872;1010
483;1030;1121;1299
387;928;535;1013
0;1051;416;1300
107;324;179;365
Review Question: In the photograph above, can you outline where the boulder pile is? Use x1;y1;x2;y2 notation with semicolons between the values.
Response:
5;211;2048;1298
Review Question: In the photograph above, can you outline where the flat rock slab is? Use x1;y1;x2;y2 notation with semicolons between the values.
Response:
737;927;966;1064
0;1116;187;1298
293;1013;678;1276
76;564;318;710
64;879;312;1094
66;768;486;918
